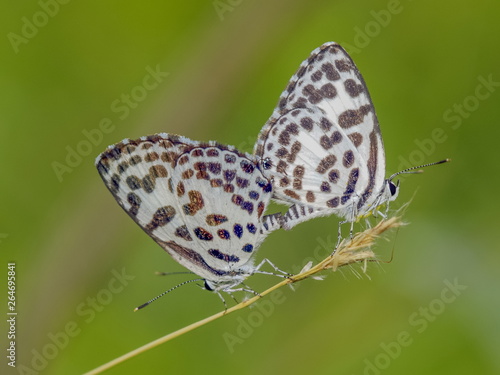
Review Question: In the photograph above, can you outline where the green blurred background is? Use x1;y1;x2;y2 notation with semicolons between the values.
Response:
2;0;499;374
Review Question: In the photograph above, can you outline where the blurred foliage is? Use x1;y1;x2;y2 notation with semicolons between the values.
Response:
1;0;499;374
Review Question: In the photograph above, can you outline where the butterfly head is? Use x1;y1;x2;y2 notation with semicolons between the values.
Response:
387;179;400;202
203;271;249;293
356;179;399;221
203;279;228;292
203;279;215;291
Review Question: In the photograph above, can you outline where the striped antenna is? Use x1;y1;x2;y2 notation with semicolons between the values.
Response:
134;278;204;311
389;159;450;181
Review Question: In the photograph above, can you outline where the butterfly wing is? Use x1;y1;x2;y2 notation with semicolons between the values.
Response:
96;134;277;284
254;42;386;226
167;145;275;280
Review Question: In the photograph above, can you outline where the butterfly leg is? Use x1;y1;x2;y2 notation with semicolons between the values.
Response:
364;217;373;229
335;218;355;250
370;192;389;219
335;220;345;249
215;291;229;313
382;201;391;218
377;209;387;219
226;282;261;298
371;204;387;219
254;258;291;278
349;219;355;240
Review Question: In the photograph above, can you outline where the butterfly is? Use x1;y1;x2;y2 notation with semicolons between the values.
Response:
96;133;284;307
254;42;448;236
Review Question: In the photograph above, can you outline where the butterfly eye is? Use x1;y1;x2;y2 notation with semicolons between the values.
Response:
204;280;214;291
389;181;398;196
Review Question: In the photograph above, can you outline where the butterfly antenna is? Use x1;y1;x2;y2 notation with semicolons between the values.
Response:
155;271;195;276
134;278;204;311
388;159;450;181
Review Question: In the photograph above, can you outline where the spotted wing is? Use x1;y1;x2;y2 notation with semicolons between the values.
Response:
96;133;194;232
254;42;386;225
164;146;276;280
96;134;278;282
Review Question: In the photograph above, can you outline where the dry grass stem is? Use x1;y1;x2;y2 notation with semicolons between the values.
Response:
84;216;402;374
291;215;403;282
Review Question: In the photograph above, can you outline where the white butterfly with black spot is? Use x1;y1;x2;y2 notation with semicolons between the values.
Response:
96;133;284;306
254;42;401;234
